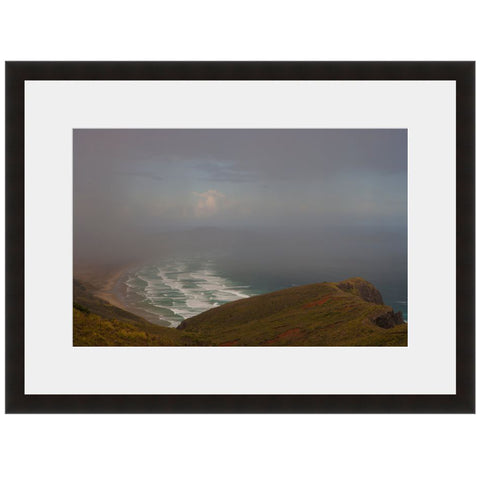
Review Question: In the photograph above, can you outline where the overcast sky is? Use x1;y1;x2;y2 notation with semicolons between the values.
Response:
73;129;407;265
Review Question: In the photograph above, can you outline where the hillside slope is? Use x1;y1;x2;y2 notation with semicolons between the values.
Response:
178;278;407;346
73;307;202;346
73;279;203;346
74;277;407;346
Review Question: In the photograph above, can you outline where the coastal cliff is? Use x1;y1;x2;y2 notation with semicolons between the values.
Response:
178;277;406;346
74;277;406;346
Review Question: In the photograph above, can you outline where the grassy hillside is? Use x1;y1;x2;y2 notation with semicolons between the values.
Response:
178;279;407;346
73;277;407;346
73;279;203;346
73;307;203;346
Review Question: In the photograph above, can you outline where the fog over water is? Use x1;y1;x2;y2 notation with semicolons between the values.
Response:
74;129;407;320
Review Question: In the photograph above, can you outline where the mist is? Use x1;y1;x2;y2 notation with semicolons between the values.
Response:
73;128;407;297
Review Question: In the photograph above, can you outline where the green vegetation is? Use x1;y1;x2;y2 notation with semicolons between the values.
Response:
73;277;407;347
73;302;90;314
73;308;203;346
73;278;205;346
178;280;407;346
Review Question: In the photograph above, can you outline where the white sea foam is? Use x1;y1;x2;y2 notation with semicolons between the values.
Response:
123;260;255;326
122;260;407;328
218;289;250;299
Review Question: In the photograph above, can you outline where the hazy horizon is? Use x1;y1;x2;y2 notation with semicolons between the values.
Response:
74;128;407;266
74;129;407;311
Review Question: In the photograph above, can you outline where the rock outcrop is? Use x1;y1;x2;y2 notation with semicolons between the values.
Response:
336;277;384;305
177;278;407;346
370;309;404;329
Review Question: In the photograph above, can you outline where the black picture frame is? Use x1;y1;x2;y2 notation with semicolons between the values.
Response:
5;61;475;413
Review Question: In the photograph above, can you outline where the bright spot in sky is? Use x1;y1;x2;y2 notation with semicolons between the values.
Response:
193;190;226;217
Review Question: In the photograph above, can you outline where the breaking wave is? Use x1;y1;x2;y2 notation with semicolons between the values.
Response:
122;259;255;327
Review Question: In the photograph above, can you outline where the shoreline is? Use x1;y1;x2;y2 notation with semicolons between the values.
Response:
74;262;173;327
95;268;132;310
74;261;137;310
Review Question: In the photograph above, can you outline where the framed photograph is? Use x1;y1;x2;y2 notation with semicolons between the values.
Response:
5;61;475;413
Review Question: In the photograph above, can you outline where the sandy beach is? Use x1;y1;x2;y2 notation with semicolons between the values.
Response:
73;262;136;311
74;262;174;327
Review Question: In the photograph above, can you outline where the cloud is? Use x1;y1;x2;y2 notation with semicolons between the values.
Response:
115;171;163;182
193;190;226;217
196;159;259;183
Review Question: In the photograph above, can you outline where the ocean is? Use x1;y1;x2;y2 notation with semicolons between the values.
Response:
115;256;408;327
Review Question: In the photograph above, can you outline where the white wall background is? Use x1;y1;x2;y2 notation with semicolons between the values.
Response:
0;1;478;480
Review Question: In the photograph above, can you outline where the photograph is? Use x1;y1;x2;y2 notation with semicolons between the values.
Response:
73;128;408;347
1;3;477;479
6;60;474;413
